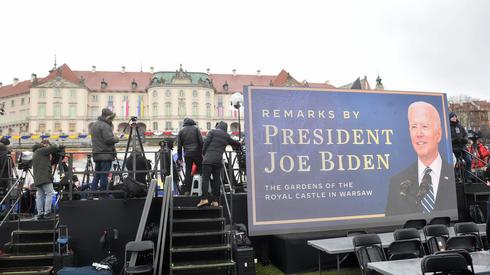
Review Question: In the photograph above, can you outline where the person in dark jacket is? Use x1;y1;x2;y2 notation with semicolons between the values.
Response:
0;137;11;192
33;140;61;219
449;112;471;181
90;108;119;191
126;148;152;184
177;118;203;195
197;121;240;207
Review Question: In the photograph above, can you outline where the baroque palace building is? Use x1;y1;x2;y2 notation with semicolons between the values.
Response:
0;64;336;137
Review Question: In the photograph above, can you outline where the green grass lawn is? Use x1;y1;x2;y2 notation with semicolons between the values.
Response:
256;263;361;275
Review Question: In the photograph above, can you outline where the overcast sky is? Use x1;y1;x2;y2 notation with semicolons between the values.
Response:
1;0;489;99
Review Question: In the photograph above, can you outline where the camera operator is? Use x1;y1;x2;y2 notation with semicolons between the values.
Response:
126;147;152;184
32;140;63;219
450;112;471;181
0;137;11;193
91;108;119;192
468;132;489;174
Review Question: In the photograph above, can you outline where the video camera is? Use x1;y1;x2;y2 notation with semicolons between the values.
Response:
50;145;66;165
468;130;481;143
17;151;33;170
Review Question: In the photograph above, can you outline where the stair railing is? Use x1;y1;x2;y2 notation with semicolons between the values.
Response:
0;175;23;229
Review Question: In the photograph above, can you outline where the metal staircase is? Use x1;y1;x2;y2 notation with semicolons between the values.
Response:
169;196;235;275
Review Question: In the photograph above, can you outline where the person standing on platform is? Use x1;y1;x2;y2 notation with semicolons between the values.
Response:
91;108;119;192
197;121;240;207
177;118;203;196
0;137;11;193
450;112;470;182
32;140;62;219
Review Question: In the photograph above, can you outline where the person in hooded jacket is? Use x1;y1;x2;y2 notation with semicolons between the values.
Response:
0;137;11;192
449;112;471;181
32;140;62;219
90;108;119;191
197;121;240;207
177;118;203;195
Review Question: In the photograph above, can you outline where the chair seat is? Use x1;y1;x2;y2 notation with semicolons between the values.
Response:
125;264;153;274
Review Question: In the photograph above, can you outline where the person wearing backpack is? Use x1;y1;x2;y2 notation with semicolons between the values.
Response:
197;121;240;207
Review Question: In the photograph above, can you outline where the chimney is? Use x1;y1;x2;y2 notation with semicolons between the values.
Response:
257;70;261;77
232;69;236;76
206;68;211;74
31;73;37;82
13;78;19;86
92;65;96;72
150;66;154;73
121;66;126;73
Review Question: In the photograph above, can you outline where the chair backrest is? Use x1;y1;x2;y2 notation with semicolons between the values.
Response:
421;253;472;274
446;235;479;252
424;224;449;237
424;224;450;254
454;222;483;250
435;249;474;274
394;228;420;241
387;239;424;261
352;234;386;274
428;216;451;227
404;219;427;229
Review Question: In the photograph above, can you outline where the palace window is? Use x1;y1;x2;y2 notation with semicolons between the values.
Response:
54;122;61;132
207;122;211;130
192;90;198;97
153;103;159;116
179;90;184;97
38;123;46;133
206;91;210;98
153;90;157;98
38;103;46;118
69;123;76;132
39;90;46;98
70;90;76;98
92;95;98;102
11;99;14;107
153;122;158;131
54;89;61;98
69;104;77;118
21;98;25;105
206;103;211;117
192;102;199;116
178;100;186;116
165;121;172;130
166;90;171;97
165;102;171;116
53;103;62;118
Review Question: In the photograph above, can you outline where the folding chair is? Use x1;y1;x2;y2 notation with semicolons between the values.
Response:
394;228;421;241
423;224;449;254
428;216;451;227
403;219;427;230
421;253;473;274
435;249;474;274
446;235;479;252
454;222;483;250
387;239;424;260
352;234;386;275
124;240;154;274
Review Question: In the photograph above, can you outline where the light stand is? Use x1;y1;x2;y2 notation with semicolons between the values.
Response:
230;92;244;139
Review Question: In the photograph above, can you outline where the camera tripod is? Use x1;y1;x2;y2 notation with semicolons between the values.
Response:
81;154;94;189
120;117;151;185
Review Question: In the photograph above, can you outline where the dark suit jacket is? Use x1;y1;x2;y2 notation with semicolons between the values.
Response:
385;159;457;216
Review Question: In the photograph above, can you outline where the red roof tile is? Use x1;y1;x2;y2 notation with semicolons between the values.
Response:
209;73;276;94
308;82;336;89
0;80;31;98
38;63;81;85
272;69;303;87
74;71;153;92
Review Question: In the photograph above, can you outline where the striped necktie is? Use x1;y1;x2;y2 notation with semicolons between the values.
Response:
421;167;435;213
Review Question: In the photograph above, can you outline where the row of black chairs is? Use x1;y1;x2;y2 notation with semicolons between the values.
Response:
403;217;451;229
352;221;483;275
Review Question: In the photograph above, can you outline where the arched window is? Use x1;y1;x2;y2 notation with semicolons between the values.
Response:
206;103;211;117
153;103;159;116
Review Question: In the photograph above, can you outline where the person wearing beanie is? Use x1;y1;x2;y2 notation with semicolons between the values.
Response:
90;108;119;193
449;112;470;182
